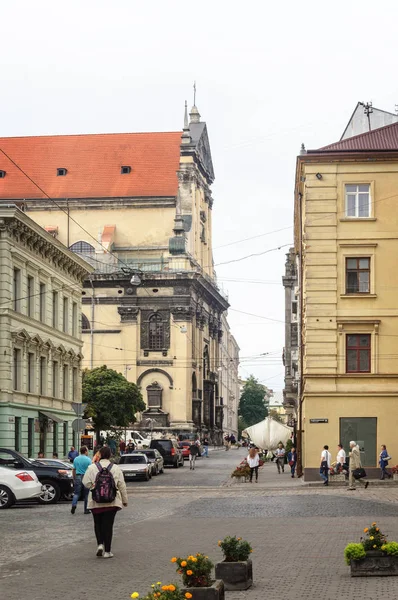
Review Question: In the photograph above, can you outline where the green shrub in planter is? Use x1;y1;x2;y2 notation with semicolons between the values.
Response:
218;536;252;562
344;543;366;565
382;542;398;556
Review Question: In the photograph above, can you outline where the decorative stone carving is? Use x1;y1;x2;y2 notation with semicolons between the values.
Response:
171;306;194;322
118;306;139;322
350;553;398;577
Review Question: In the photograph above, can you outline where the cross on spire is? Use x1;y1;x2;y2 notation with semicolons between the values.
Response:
193;81;196;106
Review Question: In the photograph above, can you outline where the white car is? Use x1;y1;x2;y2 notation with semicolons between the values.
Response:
118;453;152;481
0;465;43;509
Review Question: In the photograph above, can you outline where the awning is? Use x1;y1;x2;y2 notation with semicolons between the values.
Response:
39;411;65;424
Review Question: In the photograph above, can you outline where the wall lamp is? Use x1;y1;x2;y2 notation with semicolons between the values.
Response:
316;173;323;180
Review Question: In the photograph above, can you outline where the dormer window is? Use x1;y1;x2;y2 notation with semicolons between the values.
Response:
0;170;6;178
57;168;67;176
121;166;131;174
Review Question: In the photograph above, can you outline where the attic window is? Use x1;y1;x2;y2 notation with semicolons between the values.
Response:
0;170;6;178
57;168;67;176
121;166;132;174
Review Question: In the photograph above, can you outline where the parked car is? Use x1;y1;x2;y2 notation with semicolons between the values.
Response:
118;453;152;481
150;439;184;468
132;449;164;475
31;459;74;500
178;441;191;460
0;465;43;509
0;448;74;504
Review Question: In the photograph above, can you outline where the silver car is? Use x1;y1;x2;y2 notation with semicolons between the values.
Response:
118;453;152;481
131;449;164;476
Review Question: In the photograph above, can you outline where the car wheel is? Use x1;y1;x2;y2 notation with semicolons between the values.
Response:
38;480;61;505
153;466;158;476
0;485;14;509
145;472;150;481
180;458;184;467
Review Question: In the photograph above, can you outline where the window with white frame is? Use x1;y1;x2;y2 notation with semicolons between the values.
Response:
345;184;371;218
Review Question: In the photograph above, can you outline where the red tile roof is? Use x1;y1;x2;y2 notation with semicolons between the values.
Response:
0;132;182;199
311;121;398;153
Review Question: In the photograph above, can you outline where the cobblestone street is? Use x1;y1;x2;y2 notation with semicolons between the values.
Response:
2;449;398;600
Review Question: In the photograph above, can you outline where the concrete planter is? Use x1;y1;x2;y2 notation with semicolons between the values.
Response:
393;474;398;482
215;559;253;590
351;552;398;577
232;476;248;484
330;474;346;482
182;580;225;600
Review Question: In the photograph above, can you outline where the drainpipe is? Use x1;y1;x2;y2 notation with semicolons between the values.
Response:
297;190;304;478
89;276;95;370
66;199;70;248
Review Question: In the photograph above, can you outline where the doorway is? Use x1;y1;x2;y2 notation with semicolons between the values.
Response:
340;417;377;467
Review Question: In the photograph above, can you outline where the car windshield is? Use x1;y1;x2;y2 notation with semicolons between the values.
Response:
152;440;171;449
120;456;146;464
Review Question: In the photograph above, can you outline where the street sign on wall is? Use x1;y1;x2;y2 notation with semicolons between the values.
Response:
310;419;329;424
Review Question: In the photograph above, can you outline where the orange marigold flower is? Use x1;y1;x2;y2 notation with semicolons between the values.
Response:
376;528;380;532
169;585;176;592
161;587;168;592
187;570;193;576
372;522;377;526
171;557;177;563
185;594;193;599
364;528;369;533
191;557;197;562
218;541;222;547
181;561;187;567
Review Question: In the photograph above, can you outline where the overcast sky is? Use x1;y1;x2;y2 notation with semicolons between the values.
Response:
2;1;398;390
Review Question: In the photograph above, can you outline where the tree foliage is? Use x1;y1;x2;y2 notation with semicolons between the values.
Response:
83;366;145;436
238;375;268;428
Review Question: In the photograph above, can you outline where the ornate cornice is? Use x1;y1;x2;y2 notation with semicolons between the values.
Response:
117;306;139;322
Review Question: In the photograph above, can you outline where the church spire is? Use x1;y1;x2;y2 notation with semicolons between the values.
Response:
181;100;191;145
189;81;201;124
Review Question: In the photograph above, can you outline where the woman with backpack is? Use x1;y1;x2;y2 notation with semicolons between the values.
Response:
83;446;128;558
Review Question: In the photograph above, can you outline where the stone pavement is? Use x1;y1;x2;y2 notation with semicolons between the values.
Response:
2;449;398;600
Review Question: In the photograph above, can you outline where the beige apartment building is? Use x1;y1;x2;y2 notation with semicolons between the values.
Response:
0;206;91;456
294;116;398;479
0;103;234;442
219;313;240;437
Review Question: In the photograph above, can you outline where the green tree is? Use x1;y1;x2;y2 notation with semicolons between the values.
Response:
238;375;268;428
83;365;145;440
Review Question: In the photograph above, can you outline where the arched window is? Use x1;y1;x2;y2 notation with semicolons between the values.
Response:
149;314;164;350
81;314;90;331
69;241;95;255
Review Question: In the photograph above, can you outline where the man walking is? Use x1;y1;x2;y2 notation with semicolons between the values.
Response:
202;436;209;458
275;443;286;474
335;443;346;475
68;446;79;463
348;440;369;491
71;446;92;515
119;439;126;456
320;445;331;485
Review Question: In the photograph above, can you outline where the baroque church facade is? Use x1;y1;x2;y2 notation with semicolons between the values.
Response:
0;103;236;441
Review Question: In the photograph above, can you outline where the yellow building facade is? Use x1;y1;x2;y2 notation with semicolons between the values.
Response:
294;121;398;479
0;104;233;442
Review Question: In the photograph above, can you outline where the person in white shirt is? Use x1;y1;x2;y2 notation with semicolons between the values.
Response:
336;444;346;475
320;445;331;486
274;443;286;474
247;447;260;483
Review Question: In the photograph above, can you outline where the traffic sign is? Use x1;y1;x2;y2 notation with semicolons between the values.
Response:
72;418;87;432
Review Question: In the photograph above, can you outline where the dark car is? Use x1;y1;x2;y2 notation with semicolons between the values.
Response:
131;449;164;475
0;448;74;504
150;439;184;468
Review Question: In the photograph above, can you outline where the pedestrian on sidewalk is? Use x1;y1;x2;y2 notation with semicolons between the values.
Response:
126;441;135;454
202;436;209;458
335;444;346;475
224;435;231;451
319;445;331;486
287;446;297;478
189;441;200;470
247;447;260;483
68;446;78;463
71;445;92;515
83;446;128;559
347;441;369;491
119;439;126;456
379;444;392;480
274;443;286;474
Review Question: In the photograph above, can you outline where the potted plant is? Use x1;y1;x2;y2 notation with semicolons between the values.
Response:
171;554;224;600
345;523;398;576
215;536;253;590
231;460;251;483
130;582;188;600
391;465;398;481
